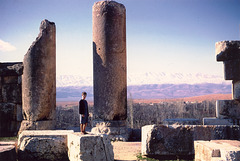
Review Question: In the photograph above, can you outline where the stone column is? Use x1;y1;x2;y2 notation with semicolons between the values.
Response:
19;19;56;134
215;41;240;123
92;1;128;141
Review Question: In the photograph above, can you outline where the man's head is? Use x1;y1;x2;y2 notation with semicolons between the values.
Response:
82;92;87;99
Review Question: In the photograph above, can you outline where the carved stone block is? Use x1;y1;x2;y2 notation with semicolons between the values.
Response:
216;41;240;61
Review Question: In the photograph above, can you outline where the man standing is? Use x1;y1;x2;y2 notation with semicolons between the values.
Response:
79;92;89;134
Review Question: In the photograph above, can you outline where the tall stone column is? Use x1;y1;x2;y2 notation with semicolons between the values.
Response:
19;19;56;134
92;1;128;141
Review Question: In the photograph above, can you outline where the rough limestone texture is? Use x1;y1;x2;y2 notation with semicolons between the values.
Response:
216;41;240;80
68;133;114;161
18;130;73;161
216;41;240;61
22;19;56;122
0;62;23;136
0;142;16;161
91;120;129;141
163;118;201;125
142;124;240;157
233;80;240;100
216;100;240;119
223;60;240;80
93;1;127;121
18;120;56;134
195;140;240;161
203;117;234;125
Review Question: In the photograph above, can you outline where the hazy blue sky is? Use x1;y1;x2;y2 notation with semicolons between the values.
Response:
1;0;240;80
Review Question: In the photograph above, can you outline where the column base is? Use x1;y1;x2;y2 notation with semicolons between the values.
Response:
18;120;55;135
91;120;129;141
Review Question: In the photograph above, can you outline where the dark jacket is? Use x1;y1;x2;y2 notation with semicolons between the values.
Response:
79;99;85;114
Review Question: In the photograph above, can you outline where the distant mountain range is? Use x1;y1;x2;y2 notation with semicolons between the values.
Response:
56;83;231;102
56;72;231;102
56;72;226;87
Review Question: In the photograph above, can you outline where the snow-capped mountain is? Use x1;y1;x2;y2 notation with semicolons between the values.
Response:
57;75;93;87
56;72;226;87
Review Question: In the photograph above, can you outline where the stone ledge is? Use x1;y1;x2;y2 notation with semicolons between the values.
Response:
203;117;234;125
0;142;16;161
194;140;240;161
142;125;240;157
163;118;201;125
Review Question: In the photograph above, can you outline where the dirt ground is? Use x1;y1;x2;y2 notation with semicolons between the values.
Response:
112;141;141;161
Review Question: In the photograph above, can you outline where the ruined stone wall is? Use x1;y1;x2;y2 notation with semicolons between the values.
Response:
55;101;215;130
127;101;216;129
0;62;23;136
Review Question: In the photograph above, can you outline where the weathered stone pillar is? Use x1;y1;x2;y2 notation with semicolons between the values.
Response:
19;19;56;134
214;41;240;124
92;1;128;141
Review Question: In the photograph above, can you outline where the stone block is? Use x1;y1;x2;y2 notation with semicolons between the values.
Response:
0;103;15;121
2;84;21;103
92;120;127;127
141;125;240;157
195;140;240;161
18;75;22;84
68;133;114;161
3;76;18;84
0;89;2;103
0;103;20;136
223;60;240;80
0;62;23;76
203;117;234;125
91;120;129;141
18;120;56;135
216;41;240;61
18;130;73;161
0;76;2;88
216;100;240;119
17;104;23;121
233;80;240;100
163;118;201;125
0;142;16;161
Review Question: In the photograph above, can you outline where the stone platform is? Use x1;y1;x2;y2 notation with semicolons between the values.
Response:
203;117;235;125
0;141;16;161
195;140;240;161
163;118;200;125
18;130;114;161
18;130;73;161
142;124;240;158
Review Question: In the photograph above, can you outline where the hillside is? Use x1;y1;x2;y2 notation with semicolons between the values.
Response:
133;93;232;103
